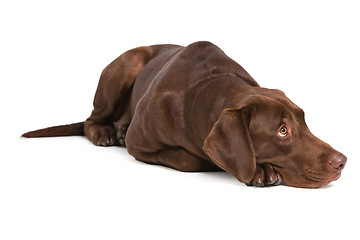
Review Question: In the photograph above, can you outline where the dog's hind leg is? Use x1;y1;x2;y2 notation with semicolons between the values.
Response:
85;46;154;146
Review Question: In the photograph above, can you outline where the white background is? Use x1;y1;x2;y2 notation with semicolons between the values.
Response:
1;0;359;239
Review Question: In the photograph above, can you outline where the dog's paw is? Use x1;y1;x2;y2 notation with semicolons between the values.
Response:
92;126;116;146
116;124;129;147
246;163;282;187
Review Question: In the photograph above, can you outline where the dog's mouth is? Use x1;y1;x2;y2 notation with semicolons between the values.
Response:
278;168;342;188
334;172;342;181
300;169;342;188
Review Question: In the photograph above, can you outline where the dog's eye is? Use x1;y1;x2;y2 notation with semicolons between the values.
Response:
278;125;288;137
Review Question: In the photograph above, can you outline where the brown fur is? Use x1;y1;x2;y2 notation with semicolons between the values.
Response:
23;41;347;188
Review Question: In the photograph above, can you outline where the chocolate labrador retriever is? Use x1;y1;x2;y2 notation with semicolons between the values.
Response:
23;41;347;188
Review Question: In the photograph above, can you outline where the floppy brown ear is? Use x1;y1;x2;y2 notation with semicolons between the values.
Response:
203;107;256;183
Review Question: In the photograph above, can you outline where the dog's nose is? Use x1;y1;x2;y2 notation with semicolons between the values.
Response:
330;153;347;170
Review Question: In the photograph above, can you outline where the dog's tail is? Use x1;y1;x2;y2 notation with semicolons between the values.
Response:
22;122;84;138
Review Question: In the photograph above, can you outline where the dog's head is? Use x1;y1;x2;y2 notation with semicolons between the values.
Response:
203;88;346;188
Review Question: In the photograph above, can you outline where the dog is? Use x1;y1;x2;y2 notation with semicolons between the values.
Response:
23;41;347;188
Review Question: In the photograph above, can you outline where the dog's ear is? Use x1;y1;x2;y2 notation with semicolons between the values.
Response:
203;107;256;183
